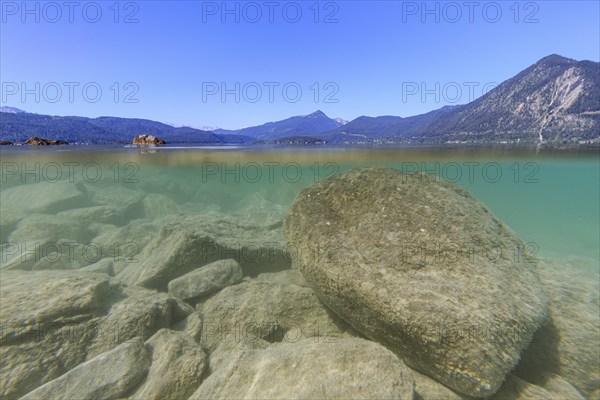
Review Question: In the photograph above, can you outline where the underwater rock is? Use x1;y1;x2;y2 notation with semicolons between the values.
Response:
117;211;289;290
79;257;115;275
93;218;159;276
130;329;206;400
411;368;467;400
515;257;599;399
20;338;149;400
117;224;223;290
490;374;557;400
83;184;145;217
0;270;184;398
256;269;310;287
527;372;585;400
199;280;347;354
85;286;173;359
57;205;126;227
190;338;415;400
168;259;243;302
0;208;24;242
172;312;204;344
142;192;182;219
3;214;96;270
283;167;547;397
208;334;271;372
9;214;94;245
0;270;109;398
0;270;110;344
0;182;85;214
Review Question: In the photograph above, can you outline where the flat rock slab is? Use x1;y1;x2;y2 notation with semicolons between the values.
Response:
85;286;173;359
168;259;242;301
118;212;289;290
0;271;175;398
0;182;85;214
0;270;110;343
20;338;149;400
130;329;206;400
199;280;347;353
190;338;415;400
283;167;547;397
0;271;109;398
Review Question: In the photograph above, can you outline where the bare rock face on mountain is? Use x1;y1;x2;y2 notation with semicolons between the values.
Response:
414;55;600;143
283;167;547;397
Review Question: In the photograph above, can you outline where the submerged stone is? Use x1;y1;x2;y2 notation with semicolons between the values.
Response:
199;280;347;353
190;338;415;400
0;270;181;398
515;257;599;399
20;338;149;400
117;211;289;290
130;329;206;400
168;259;243;301
283;167;547;397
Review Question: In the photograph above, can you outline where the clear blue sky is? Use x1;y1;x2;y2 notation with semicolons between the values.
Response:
1;0;598;129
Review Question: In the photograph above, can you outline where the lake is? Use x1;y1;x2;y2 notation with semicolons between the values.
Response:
2;145;598;263
0;144;598;399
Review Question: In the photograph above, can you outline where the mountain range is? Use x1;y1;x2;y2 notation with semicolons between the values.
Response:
214;110;345;139
1;54;598;144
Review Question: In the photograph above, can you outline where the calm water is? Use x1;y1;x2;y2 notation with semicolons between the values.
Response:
1;145;597;264
1;144;599;399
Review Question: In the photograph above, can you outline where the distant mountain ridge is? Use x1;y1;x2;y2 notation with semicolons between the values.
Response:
408;54;599;143
0;106;26;114
215;110;344;139
1;55;598;144
316;106;462;143
0;113;254;144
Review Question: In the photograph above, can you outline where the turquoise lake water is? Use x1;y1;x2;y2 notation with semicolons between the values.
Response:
2;146;600;261
1;145;598;264
1;144;599;399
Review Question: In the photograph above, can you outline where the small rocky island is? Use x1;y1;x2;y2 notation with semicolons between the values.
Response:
132;134;166;145
24;136;69;145
0;168;597;400
0;136;69;145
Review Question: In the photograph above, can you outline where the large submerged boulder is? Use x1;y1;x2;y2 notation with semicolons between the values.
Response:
283;167;547;397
